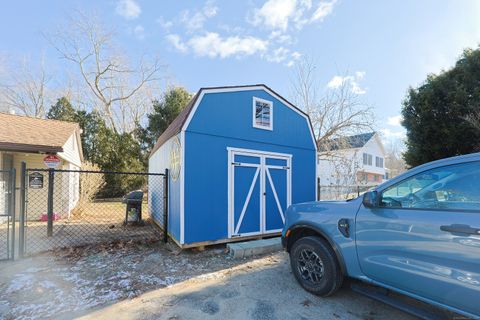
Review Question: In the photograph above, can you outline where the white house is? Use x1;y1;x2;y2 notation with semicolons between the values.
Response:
317;132;386;186
0;113;83;220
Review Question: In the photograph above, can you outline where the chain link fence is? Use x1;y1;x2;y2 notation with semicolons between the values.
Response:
318;185;376;201
0;169;15;260
21;167;166;256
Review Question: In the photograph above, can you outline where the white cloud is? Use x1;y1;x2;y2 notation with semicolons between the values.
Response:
115;0;141;20
381;128;406;139
251;0;299;31
265;47;290;63
250;0;336;31
157;16;173;30
327;72;367;94
166;34;188;53
327;75;344;88
188;32;268;58
203;1;218;18
181;2;219;32
286;51;302;66
387;115;403;127
133;25;145;40
311;0;336;22
351;82;366;95
269;31;293;44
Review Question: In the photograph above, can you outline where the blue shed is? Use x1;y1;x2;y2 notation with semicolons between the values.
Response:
149;84;317;248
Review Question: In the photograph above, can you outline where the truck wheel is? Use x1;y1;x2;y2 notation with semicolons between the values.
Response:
290;236;343;296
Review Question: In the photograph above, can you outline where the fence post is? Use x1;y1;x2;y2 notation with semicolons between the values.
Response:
19;162;26;258
163;169;169;243
10;168;16;260
317;177;320;201
47;168;55;237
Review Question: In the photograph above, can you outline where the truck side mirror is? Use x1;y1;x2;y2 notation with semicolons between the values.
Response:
363;191;378;208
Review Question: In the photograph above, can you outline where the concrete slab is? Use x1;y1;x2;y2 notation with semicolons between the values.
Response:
228;237;282;259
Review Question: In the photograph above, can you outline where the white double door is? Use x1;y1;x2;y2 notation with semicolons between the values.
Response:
228;148;291;238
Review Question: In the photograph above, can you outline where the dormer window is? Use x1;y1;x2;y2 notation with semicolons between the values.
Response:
253;97;273;130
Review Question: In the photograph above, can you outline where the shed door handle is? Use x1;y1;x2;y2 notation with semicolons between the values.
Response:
440;225;480;235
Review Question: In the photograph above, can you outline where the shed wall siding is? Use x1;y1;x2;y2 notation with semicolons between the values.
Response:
182;89;316;244
148;135;181;241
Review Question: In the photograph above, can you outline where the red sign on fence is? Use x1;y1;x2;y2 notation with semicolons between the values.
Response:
43;155;61;169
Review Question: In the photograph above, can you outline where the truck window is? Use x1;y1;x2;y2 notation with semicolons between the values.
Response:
380;161;480;211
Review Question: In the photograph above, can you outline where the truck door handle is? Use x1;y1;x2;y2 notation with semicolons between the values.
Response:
440;224;480;235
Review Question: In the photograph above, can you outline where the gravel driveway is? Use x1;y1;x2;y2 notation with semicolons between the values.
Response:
0;241;416;320
78;252;415;320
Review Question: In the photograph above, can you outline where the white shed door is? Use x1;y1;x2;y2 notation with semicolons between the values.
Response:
228;148;291;238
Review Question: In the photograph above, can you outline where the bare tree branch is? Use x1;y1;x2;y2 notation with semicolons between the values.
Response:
291;56;375;189
291;57;374;156
0;55;51;117
46;11;165;132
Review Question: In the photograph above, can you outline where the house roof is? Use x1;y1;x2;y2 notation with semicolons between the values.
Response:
0;112;81;154
150;84;315;157
319;132;376;151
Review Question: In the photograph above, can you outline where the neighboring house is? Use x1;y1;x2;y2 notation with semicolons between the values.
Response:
0;113;83;220
149;84;317;248
317;132;386;186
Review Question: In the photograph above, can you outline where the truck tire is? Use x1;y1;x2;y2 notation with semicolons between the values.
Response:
290;236;343;296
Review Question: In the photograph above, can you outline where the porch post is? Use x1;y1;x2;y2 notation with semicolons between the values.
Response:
47;169;54;237
19;162;26;257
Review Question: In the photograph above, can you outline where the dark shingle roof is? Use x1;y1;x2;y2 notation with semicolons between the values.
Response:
319;132;376;151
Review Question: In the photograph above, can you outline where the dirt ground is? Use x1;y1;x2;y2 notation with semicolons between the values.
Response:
0;241;415;320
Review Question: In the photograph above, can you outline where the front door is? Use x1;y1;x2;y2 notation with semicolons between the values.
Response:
356;160;480;316
228;148;291;238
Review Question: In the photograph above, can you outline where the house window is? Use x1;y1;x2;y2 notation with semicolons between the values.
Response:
363;153;372;166
253;97;273;130
375;156;384;168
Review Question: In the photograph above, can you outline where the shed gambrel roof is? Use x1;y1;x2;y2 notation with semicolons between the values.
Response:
150;84;316;157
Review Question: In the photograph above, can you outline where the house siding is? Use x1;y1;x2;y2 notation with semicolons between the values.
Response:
148;135;181;241
58;133;82;167
318;133;386;186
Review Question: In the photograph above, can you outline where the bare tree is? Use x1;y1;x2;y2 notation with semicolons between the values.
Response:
47;11;164;132
291;57;374;154
384;138;407;178
0;56;50;117
292;57;375;195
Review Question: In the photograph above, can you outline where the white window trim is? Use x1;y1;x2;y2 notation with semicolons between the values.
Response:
252;97;273;131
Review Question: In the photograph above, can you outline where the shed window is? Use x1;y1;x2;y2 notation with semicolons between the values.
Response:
253;97;273;130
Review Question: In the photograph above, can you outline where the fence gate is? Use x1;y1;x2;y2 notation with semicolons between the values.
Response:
17;163;168;257
0;169;16;261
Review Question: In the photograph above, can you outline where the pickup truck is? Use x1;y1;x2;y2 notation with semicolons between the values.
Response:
282;152;480;319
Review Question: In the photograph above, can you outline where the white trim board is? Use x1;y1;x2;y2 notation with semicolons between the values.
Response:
180;131;185;244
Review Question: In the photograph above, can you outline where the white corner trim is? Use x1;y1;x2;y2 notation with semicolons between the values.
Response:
252;96;273;131
180;85;317;151
180;131;185;244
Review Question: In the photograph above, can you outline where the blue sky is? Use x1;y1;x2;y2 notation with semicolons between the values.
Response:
1;0;480;140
